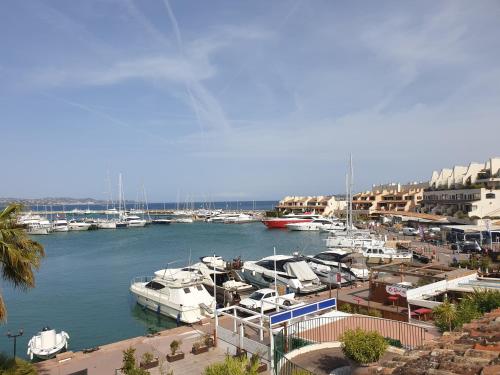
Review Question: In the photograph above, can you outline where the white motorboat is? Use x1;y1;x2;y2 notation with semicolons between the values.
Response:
123;215;147;227
52;219;69;232
104;208;119;215
68;220;91;231
18;213;52;229
223;213;257;224
27;223;51;235
238;255;326;294
183;261;253;304
27;327;69;360
152;218;172;225
97;219;117;229
175;217;193;223
306;249;369;280
361;246;413;263
325;233;385;248
130;268;216;324
286;217;345;231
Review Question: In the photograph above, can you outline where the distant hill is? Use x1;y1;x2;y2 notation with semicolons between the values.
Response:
0;197;113;206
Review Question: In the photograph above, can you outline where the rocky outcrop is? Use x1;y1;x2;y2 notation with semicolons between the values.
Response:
374;309;500;375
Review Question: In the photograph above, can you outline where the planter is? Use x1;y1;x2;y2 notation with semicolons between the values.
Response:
256;362;267;373
192;345;209;355
205;337;215;348
233;348;247;359
166;352;185;362
139;359;159;370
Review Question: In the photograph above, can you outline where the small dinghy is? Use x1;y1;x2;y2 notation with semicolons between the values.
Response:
27;327;69;360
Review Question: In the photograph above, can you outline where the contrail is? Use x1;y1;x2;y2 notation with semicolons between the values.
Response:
41;92;174;145
162;0;230;132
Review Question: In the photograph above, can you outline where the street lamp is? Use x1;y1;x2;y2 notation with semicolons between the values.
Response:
6;329;24;358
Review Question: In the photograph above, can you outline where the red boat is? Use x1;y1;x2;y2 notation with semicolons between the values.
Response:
262;213;320;229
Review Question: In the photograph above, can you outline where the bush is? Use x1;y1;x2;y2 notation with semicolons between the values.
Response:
338;303;353;313
384;337;403;348
0;354;38;375
141;352;154;365
122;347;149;375
340;328;388;364
170;340;181;355
467;289;500;314
204;355;258;375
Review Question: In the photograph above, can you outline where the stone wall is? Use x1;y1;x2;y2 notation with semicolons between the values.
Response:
375;308;500;375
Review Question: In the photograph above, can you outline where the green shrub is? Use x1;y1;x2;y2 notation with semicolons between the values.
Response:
467;289;500;314
0;354;38;375
340;328;388;364
338;303;353;313
204;355;257;375
384;337;403;348
170;340;181;355
122;347;149;375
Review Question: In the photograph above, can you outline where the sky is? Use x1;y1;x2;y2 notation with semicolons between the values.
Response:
1;0;499;202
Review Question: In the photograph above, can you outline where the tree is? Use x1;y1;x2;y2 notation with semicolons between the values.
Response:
121;347;149;375
0;204;45;320
432;299;457;332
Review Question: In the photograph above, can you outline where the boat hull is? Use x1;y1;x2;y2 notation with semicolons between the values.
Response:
262;219;312;229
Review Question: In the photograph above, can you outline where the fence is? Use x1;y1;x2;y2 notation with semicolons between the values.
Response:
274;314;427;374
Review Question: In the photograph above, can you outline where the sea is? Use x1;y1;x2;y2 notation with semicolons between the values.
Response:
1;202;328;358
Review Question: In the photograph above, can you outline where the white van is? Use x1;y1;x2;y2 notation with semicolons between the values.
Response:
402;227;419;236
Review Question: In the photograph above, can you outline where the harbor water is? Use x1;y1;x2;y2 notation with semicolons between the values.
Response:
1;220;326;357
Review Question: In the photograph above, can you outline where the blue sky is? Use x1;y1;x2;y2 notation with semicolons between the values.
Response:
1;0;499;201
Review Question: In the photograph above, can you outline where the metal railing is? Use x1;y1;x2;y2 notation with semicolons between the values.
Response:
274;314;427;374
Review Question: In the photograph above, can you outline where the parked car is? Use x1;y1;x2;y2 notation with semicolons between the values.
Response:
402;227;419;236
239;288;298;312
451;241;482;253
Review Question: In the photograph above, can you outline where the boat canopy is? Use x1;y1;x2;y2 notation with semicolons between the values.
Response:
284;261;318;282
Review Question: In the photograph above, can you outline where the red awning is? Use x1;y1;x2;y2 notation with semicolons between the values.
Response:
414;308;432;315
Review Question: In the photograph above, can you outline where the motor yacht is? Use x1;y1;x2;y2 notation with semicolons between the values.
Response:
96;219;117;229
238;255;326;294
325;233;385;248
130;268;216;324
306;249;369;280
223;213;257;224
27;223;51;235
68;220;91;231
286;217;345;231
261;213;320;229
27;327;69;360
52;219;69;232
175;217;194;223
152;218;172;224
183;261;253;304
123;215;146;227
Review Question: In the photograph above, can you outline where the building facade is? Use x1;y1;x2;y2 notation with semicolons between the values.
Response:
420;157;500;221
352;182;427;215
276;195;346;216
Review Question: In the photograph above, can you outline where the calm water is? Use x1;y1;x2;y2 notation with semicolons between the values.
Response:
1;222;325;357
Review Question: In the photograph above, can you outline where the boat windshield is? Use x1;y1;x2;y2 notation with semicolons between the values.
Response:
249;291;265;300
145;281;165;290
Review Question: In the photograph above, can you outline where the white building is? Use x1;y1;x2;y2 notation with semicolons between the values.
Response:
276;195;347;216
420;157;500;222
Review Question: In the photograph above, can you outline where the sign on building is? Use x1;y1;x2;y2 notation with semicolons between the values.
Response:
386;284;410;297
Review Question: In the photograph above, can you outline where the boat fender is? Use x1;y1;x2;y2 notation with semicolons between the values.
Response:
156;304;161;314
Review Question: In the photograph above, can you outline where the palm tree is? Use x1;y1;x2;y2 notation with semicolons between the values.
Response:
0;204;45;320
432;298;457;332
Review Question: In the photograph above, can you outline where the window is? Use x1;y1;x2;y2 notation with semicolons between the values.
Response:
196;285;203;291
145;281;165;290
486;193;495;199
183;288;191;293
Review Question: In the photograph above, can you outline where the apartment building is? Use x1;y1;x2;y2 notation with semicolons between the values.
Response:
352;182;427;215
420;157;500;221
276;195;346;216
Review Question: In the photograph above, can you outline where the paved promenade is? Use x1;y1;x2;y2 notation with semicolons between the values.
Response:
35;322;230;375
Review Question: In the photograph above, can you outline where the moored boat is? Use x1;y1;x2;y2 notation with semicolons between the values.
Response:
27;327;69;360
261;213;320;229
